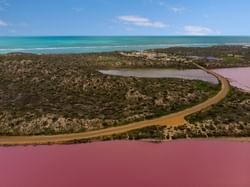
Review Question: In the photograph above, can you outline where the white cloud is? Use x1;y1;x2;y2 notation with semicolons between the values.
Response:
171;7;185;13
0;19;8;27
184;25;217;35
118;15;167;28
157;2;186;13
157;1;166;6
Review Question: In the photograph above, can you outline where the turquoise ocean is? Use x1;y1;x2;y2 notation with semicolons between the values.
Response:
0;36;250;54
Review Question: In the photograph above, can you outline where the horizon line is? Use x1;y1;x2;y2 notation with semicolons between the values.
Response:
1;35;250;37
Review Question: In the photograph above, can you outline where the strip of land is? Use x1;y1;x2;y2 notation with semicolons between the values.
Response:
0;64;230;145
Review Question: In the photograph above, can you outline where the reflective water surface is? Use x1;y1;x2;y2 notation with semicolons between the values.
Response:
100;69;218;84
0;140;249;187
214;67;250;92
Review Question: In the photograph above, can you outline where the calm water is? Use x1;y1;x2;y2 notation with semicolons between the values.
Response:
100;69;218;84
100;67;250;92
214;67;250;92
0;141;249;187
0;36;250;54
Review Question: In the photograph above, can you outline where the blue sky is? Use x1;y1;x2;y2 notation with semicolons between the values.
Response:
0;0;249;36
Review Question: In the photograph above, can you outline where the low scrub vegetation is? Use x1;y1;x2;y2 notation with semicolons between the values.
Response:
0;55;218;135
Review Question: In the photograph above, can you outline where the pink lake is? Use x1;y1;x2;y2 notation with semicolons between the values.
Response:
214;67;250;92
0;140;250;187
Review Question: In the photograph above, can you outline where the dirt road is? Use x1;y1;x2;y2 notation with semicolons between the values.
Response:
0;64;230;145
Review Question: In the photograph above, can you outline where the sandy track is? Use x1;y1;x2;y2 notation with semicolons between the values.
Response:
0;64;230;145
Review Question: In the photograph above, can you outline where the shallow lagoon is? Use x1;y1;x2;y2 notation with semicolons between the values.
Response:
0;140;249;187
214;67;250;92
100;67;250;92
100;69;218;84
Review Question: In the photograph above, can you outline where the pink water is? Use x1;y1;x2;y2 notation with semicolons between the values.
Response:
214;67;250;92
0;140;250;187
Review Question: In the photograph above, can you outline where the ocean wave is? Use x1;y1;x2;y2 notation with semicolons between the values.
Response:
0;42;249;53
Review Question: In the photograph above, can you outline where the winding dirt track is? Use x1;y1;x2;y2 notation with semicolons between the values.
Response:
0;64;230;145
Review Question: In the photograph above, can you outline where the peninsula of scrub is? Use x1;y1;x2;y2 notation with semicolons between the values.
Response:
0;57;218;135
0;45;249;142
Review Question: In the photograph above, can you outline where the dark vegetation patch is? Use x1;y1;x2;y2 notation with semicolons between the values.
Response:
169;89;250;139
151;45;250;68
67;126;166;144
0;55;218;135
0;45;249;137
